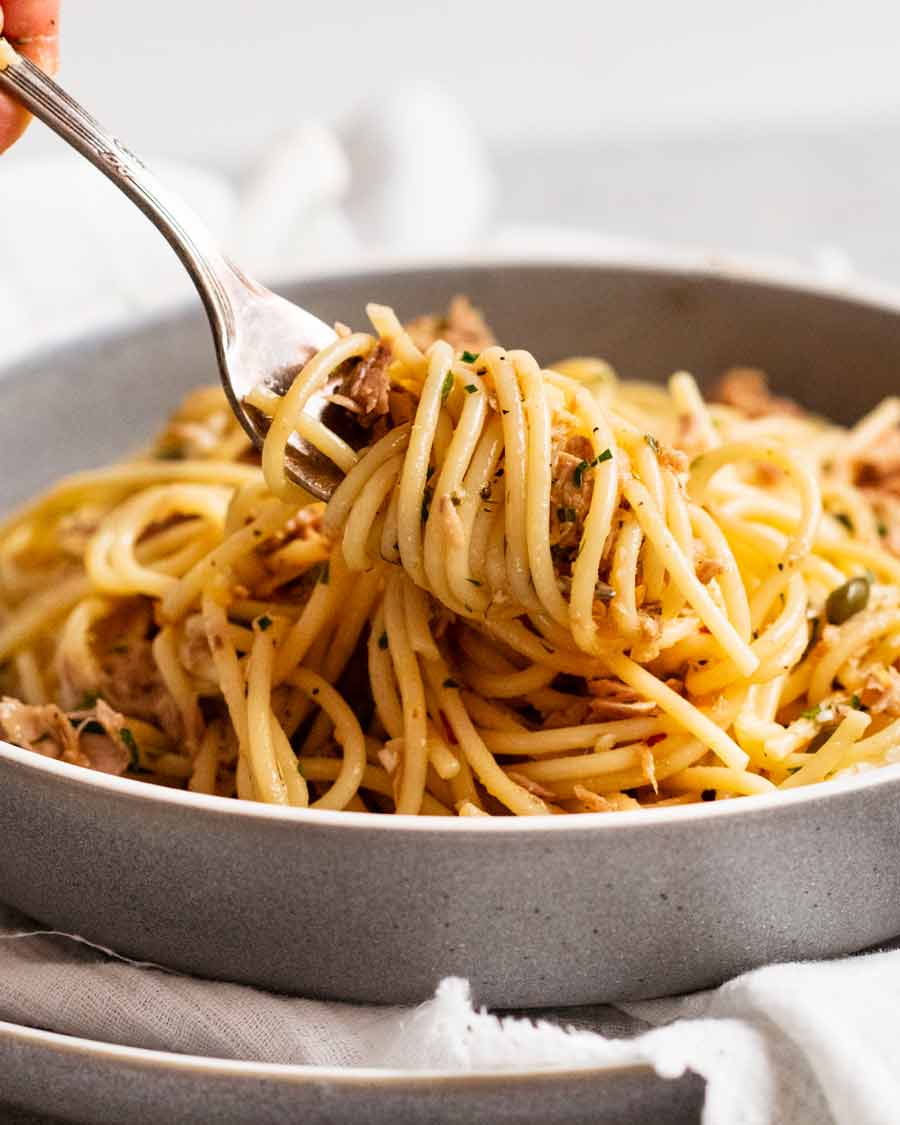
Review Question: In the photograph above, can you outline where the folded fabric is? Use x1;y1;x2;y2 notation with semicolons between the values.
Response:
1;902;898;1125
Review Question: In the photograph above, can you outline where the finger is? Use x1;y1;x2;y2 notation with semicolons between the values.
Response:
2;0;60;41
0;0;60;153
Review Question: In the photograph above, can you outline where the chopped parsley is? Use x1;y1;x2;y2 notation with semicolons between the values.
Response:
155;445;185;461
120;727;140;770
464;384;478;394
834;512;854;532
850;694;864;710
440;370;454;403
877;521;888;538
460;350;479;364
574;449;613;488
257;615;273;632
644;433;660;456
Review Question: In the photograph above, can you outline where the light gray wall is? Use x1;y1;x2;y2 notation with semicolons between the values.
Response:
8;0;900;168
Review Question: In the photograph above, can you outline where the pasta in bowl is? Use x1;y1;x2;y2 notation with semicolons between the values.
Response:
2;294;899;818
1;259;900;1006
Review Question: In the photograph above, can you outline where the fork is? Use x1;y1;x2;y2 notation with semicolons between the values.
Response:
0;43;351;499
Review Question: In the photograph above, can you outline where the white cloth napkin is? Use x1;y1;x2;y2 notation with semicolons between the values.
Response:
1;903;898;1125
0;83;894;1125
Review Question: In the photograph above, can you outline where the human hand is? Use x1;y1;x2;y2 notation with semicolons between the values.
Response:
0;1;60;153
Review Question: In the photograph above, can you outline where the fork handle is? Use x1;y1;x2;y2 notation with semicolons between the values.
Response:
0;45;248;349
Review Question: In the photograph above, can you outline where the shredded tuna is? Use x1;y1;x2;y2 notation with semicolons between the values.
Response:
572;786;612;813
94;601;183;742
405;296;496;354
543;699;593;729
658;443;689;475
854;429;900;494
0;697;83;764
340;341;393;428
710;368;802;419
640;745;659;794
549;434;594;550
858;666;900;716
585;677;656;718
675;411;705;455
506;771;558;800
696;557;724;584
178;613;218;684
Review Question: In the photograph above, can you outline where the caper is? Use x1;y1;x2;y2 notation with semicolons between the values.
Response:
825;576;870;625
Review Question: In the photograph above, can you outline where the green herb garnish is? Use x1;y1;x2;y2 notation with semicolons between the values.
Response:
120;727;140;771
257;615;272;632
460;350;479;364
440;370;454;403
644;434;660;456
573;460;590;488
464;384;477;394
155;445;185;461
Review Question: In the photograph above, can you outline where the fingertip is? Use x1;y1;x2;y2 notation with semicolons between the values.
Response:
0;97;30;154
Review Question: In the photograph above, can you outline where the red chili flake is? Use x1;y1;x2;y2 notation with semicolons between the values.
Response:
646;733;668;747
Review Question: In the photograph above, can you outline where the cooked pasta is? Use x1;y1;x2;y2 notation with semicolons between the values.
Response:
2;298;900;816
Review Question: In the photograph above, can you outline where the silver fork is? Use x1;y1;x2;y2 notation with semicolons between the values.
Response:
0;46;352;499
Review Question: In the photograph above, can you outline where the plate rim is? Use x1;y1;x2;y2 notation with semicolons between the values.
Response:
0;1017;659;1088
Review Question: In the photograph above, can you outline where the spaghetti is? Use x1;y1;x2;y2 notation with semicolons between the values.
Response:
2;300;900;816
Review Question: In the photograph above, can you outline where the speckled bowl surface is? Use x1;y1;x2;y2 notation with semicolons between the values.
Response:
0;1021;705;1125
1;256;899;1009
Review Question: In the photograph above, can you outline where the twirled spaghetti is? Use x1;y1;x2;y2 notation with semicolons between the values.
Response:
2;299;900;816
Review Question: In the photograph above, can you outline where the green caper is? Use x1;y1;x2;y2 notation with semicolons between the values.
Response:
825;576;871;625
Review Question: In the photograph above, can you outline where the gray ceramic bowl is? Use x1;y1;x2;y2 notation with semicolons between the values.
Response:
1;256;900;1009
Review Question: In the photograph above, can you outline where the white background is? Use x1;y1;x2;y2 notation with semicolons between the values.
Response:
5;0;900;360
10;0;900;168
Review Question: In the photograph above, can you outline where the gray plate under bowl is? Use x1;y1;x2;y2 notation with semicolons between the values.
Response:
0;257;899;1011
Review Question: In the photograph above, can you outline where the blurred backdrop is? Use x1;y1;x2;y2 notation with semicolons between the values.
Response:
4;0;900;361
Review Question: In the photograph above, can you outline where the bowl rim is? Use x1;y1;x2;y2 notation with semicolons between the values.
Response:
0;1016;656;1087
3;737;898;834
4;248;900;834
6;244;900;382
